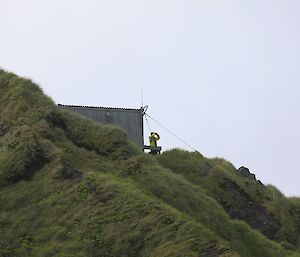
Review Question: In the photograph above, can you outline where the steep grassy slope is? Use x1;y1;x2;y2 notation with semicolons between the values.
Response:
157;150;300;247
0;69;299;257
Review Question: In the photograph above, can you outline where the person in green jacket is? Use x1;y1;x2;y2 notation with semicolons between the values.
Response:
149;132;160;154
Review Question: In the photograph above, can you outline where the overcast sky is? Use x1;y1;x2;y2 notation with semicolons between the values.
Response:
1;0;300;196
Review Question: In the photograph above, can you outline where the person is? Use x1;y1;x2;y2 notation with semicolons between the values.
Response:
149;132;160;154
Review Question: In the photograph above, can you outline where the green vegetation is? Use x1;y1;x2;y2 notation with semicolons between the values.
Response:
0;69;300;256
157;149;300;247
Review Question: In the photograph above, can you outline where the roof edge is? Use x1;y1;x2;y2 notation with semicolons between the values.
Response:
58;104;143;112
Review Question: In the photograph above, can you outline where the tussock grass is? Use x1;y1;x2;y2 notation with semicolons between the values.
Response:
0;69;300;256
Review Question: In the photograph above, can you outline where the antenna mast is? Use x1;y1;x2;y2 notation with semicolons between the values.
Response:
141;88;144;108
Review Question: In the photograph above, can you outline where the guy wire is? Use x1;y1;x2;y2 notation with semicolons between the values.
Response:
145;113;198;152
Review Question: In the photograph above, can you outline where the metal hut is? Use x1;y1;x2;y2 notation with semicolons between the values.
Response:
58;104;144;149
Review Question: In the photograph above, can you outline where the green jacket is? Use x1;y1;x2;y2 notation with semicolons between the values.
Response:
149;132;160;147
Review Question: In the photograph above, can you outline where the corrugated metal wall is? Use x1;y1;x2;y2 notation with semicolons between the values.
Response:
58;105;144;148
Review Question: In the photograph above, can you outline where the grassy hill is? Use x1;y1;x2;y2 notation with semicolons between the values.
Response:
0;69;300;257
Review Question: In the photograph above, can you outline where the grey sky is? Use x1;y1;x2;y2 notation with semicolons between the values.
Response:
1;0;300;196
